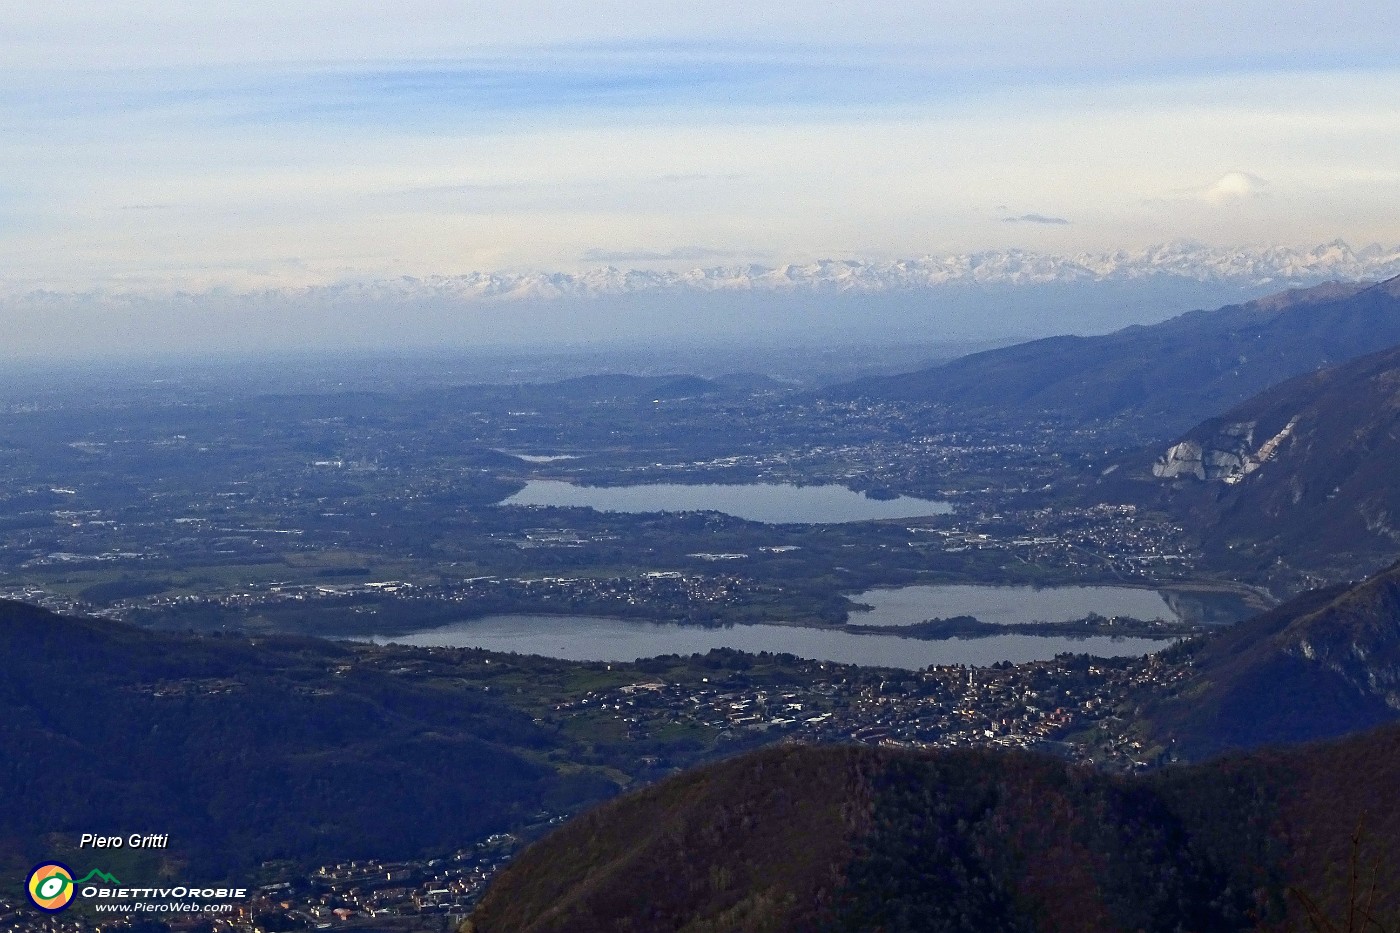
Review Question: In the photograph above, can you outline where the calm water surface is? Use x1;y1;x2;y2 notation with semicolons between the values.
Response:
499;480;951;524
849;584;1181;626
353;614;1170;670
497;452;580;463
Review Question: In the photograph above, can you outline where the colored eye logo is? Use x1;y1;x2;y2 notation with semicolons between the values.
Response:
27;863;75;912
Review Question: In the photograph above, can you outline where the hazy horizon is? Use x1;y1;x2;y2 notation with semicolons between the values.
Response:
7;244;1400;360
5;3;1400;357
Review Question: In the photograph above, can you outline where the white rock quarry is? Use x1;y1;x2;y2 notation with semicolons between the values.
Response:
1153;417;1299;483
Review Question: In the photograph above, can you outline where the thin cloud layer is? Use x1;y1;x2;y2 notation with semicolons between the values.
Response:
7;3;1400;70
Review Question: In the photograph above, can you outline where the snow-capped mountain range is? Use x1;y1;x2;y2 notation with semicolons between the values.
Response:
12;240;1400;357
306;240;1400;303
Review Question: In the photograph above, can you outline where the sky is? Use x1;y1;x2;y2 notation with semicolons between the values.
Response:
3;2;1400;355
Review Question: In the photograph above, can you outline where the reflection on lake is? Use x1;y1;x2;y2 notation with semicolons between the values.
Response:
498;480;951;524
849;584;1182;627
350;614;1170;670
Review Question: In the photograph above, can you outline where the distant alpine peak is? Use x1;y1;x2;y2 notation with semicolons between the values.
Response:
354;240;1400;302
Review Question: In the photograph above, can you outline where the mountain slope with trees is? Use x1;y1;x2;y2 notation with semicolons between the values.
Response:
839;277;1400;440
0;600;609;878
1138;561;1400;761
1103;339;1400;589
469;727;1400;933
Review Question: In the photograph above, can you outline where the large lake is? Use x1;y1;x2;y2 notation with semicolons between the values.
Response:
498;480;951;524
354;614;1171;670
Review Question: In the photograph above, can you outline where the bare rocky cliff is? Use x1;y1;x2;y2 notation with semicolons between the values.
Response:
1118;331;1400;588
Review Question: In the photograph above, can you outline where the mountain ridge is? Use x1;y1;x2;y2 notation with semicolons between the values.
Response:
16;241;1400;303
838;274;1400;438
335;240;1400;301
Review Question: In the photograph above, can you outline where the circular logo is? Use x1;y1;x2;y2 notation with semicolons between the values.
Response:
27;863;76;913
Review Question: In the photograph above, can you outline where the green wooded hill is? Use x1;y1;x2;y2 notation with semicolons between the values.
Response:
0;599;608;878
837;276;1400;439
469;726;1400;933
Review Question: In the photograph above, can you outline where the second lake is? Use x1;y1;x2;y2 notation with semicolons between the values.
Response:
498;480;952;524
847;584;1184;626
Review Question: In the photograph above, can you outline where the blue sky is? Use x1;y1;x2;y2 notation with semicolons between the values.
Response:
3;2;1400;292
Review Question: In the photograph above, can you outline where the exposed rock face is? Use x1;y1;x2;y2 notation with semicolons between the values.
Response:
1152;417;1298;483
1102;311;1400;589
1153;439;1207;480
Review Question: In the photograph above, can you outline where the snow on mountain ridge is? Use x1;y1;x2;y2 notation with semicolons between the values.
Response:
371;241;1400;302
14;242;1400;304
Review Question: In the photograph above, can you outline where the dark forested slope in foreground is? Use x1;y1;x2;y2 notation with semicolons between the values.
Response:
0;600;609;878
469;728;1400;933
838;276;1400;439
1139;559;1400;761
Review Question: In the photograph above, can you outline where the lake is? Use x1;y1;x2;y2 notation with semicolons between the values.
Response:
848;584;1183;626
496;451;580;463
498;480;952;524
352;613;1171;670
